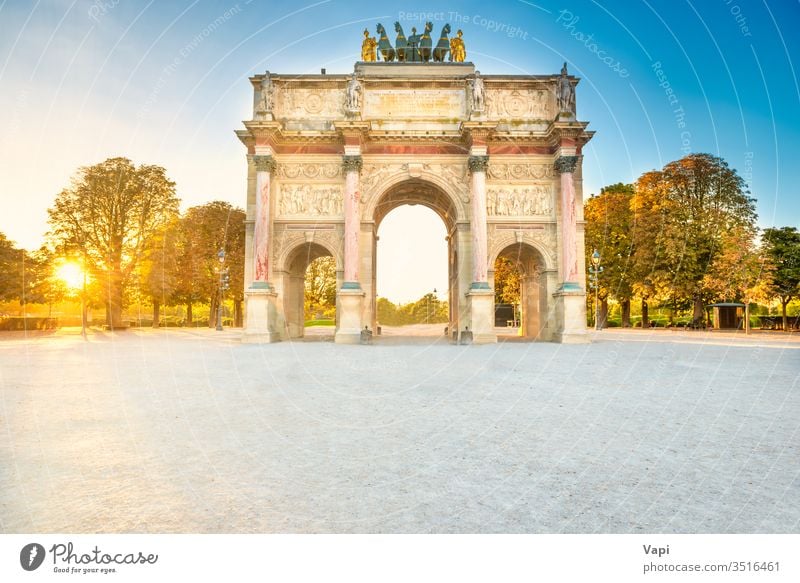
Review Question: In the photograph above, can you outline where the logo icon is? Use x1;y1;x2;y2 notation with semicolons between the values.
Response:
20;543;46;571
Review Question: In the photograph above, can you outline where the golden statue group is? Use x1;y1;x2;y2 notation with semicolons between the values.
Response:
361;22;466;62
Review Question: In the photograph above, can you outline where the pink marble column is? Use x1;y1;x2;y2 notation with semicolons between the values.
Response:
342;155;363;288
555;155;580;287
252;155;275;288
468;155;490;288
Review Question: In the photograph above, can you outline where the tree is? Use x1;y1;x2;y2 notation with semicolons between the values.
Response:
494;256;521;305
172;201;245;327
138;218;181;326
304;256;336;320
762;226;800;330
584;183;636;326
47;158;179;328
631;154;757;326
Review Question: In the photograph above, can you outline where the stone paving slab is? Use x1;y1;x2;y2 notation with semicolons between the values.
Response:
0;327;797;533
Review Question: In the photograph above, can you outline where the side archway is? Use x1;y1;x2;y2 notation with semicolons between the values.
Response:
490;240;552;340
277;241;340;338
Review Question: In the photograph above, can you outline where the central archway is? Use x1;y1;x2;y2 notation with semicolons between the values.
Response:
366;178;468;338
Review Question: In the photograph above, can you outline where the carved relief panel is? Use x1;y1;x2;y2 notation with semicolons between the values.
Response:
277;184;344;217
487;185;554;217
272;86;345;119
485;88;552;120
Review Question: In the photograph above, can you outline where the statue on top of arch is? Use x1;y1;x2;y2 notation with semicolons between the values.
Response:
363;23;467;63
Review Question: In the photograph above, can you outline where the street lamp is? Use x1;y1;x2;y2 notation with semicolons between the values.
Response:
216;249;226;331
588;249;603;330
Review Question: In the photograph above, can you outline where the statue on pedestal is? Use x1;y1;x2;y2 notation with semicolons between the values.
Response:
449;29;466;62
255;72;273;119
471;71;485;113
361;29;377;62
345;72;362;113
557;62;576;115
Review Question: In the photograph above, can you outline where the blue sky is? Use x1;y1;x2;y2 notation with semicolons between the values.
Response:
0;0;798;300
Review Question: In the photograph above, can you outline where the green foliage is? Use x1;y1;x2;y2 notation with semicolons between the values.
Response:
584;183;635;302
376;294;448;326
304;256;336;319
47;157;179;327
761;227;800;302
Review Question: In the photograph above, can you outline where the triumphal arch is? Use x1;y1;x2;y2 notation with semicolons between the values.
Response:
237;26;593;344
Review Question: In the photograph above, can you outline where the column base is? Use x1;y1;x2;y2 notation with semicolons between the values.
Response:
466;286;497;344
335;287;365;344
242;286;281;343
553;287;589;344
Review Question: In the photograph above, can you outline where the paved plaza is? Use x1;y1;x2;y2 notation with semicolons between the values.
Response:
1;328;798;533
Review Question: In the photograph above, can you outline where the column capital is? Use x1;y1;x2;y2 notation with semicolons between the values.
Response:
468;155;489;173
342;155;363;173
253;155;276;173
554;155;579;174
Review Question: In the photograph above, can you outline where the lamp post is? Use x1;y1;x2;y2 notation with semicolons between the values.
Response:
589;249;603;330
216;249;226;331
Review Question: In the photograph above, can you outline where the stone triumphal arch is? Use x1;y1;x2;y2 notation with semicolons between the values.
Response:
237;55;593;344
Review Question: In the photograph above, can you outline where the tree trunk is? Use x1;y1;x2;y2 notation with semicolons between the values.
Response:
641;298;649;328
234;299;243;327
104;262;125;329
152;300;160;328
620;299;631;328
692;295;704;328
782;299;789;331
186;303;193;326
599;297;609;329
209;294;218;329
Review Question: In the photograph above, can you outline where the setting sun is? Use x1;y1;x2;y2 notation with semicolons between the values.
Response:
56;261;84;290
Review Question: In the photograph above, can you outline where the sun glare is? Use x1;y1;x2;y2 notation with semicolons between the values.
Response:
56;262;84;290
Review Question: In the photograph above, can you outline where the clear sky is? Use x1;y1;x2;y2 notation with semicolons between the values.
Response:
1;0;798;301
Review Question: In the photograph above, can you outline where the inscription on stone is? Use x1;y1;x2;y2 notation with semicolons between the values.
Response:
364;89;466;118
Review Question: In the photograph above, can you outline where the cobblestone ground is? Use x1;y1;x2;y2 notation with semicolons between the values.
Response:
0;327;798;533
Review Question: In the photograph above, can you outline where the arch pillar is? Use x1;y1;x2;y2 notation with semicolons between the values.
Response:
335;154;366;344
553;153;588;343
243;152;281;343
465;154;496;344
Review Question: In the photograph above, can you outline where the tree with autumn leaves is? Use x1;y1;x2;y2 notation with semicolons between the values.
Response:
585;153;796;328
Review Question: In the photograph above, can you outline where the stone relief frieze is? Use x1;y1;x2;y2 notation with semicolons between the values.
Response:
273;86;345;119
487;186;553;217
488;226;558;267
488;163;554;181
278;184;343;216
277;163;341;180
272;228;341;268
360;162;469;204
485;89;551;120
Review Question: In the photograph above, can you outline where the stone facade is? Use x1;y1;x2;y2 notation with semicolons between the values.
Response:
238;61;593;343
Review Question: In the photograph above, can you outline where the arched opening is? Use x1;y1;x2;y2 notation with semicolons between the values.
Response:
282;242;338;339
369;178;463;339
491;243;547;340
376;206;447;335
